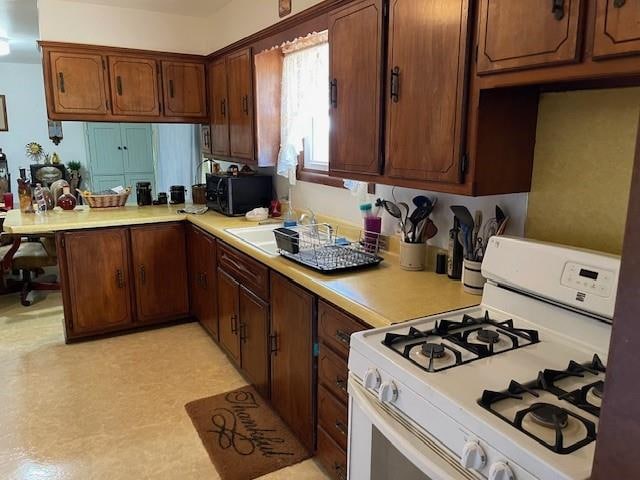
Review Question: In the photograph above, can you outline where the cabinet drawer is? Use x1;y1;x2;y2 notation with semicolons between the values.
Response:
319;344;349;404
318;385;348;451
317;426;347;480
318;300;367;359
217;242;269;300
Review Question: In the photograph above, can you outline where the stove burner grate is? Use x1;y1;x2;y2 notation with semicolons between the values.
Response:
592;382;604;399
381;311;541;373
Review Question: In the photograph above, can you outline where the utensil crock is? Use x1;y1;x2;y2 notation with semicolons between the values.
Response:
462;259;485;295
400;240;426;271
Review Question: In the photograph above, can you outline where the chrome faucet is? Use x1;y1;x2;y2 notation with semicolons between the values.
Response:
299;209;317;226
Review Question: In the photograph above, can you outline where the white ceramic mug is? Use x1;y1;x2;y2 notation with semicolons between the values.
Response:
400;241;426;271
463;259;485;295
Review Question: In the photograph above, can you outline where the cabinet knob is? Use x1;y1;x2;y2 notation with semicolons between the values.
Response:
551;0;565;20
614;0;626;7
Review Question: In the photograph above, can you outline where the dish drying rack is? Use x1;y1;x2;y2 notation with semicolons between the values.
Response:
273;223;385;273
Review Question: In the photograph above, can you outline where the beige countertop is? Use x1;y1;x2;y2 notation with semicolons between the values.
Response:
3;205;479;328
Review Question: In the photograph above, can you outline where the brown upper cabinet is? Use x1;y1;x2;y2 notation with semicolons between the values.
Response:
227;49;255;161
40;42;207;123
476;0;584;74
593;0;640;59
161;61;207;119
384;0;471;184
209;57;231;157
46;50;109;116
328;0;384;177
108;56;160;117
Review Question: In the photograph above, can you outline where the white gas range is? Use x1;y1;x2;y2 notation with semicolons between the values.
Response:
347;237;620;480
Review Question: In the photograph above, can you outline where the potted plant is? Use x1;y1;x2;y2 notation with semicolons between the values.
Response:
67;161;82;194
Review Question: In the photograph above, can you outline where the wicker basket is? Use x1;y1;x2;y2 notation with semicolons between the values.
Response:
81;188;131;208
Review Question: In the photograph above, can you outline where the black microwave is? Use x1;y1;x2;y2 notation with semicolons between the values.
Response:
206;173;273;216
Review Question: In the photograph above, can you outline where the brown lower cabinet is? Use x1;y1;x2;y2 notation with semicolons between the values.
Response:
187;224;218;339
316;300;369;479
270;272;317;452
130;223;189;323
216;244;271;399
56;223;190;341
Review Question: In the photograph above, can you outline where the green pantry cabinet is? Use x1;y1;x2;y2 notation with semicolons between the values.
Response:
85;122;155;203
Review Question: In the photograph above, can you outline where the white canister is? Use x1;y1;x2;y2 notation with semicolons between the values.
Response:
399;241;426;271
462;259;486;295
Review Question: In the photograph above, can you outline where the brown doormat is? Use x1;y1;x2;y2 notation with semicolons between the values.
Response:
185;385;310;480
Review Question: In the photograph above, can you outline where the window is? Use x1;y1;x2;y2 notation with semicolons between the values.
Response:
276;32;331;183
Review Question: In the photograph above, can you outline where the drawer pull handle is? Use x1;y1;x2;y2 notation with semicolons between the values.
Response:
242;94;249;114
139;265;146;285
116;269;124;288
169;79;175;98
58;72;65;93
336;377;347;393
614;0;625;7
269;333;278;355
329;79;338;108
231;314;238;334
335;330;350;346
551;0;565;20
390;66;400;103
221;98;226;116
334;463;347;480
116;75;123;96
201;272;207;288
239;322;247;343
335;420;347;436
221;253;257;280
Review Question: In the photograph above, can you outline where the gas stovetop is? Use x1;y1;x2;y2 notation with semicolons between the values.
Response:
479;354;606;455
382;311;540;373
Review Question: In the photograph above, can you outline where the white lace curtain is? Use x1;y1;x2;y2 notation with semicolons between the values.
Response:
276;33;329;185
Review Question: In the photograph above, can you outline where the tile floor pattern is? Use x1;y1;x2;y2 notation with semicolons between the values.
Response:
0;292;329;480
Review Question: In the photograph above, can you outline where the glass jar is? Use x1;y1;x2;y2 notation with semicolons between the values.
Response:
170;185;185;204
57;186;77;211
136;181;152;206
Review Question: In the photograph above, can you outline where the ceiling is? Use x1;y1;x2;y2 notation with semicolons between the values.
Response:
61;0;232;17
0;0;40;63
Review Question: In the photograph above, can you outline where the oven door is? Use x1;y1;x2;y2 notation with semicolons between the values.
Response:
348;378;481;480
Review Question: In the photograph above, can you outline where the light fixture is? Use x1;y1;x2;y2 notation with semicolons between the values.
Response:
0;38;10;56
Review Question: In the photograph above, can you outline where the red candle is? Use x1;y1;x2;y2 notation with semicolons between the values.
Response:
3;192;13;209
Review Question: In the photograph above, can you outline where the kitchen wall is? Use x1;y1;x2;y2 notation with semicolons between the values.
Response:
37;0;210;54
526;87;640;255
206;0;325;52
0;62;86;193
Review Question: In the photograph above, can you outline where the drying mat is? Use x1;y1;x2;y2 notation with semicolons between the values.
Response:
185;385;310;480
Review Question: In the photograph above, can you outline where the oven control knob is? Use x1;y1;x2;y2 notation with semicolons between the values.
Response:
378;381;398;403
363;368;381;390
461;441;487;470
489;462;515;480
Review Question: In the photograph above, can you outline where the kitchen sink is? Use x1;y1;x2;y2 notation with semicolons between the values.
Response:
224;223;283;256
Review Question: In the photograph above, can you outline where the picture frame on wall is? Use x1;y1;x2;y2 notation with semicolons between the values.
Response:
279;0;291;18
0;95;7;132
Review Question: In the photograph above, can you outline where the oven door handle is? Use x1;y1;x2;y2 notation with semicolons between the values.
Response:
348;378;476;480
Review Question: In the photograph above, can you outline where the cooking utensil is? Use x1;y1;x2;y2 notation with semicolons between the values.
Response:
450;205;474;230
473;210;482;248
423;219;438;241
496;205;506;226
408;206;431;242
497;216;510;236
412;195;430;209
398;202;410;240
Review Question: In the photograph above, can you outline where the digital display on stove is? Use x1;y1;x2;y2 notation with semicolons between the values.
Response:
579;268;599;280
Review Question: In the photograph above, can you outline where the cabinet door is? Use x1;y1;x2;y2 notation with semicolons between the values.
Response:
161;61;207;118
217;268;241;364
209;58;231;157
328;0;383;177
227;49;255;160
477;0;583;74
48;50;109;115
108;56;160;116
130;223;189;323
270;272;315;451
593;0;640;58
384;0;471;184
187;225;218;339
61;228;133;334
239;286;270;399
121;124;154;173
86;123;125;176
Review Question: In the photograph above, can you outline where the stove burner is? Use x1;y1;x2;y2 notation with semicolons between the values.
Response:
592;382;604;399
476;329;500;344
529;403;569;429
421;343;445;358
